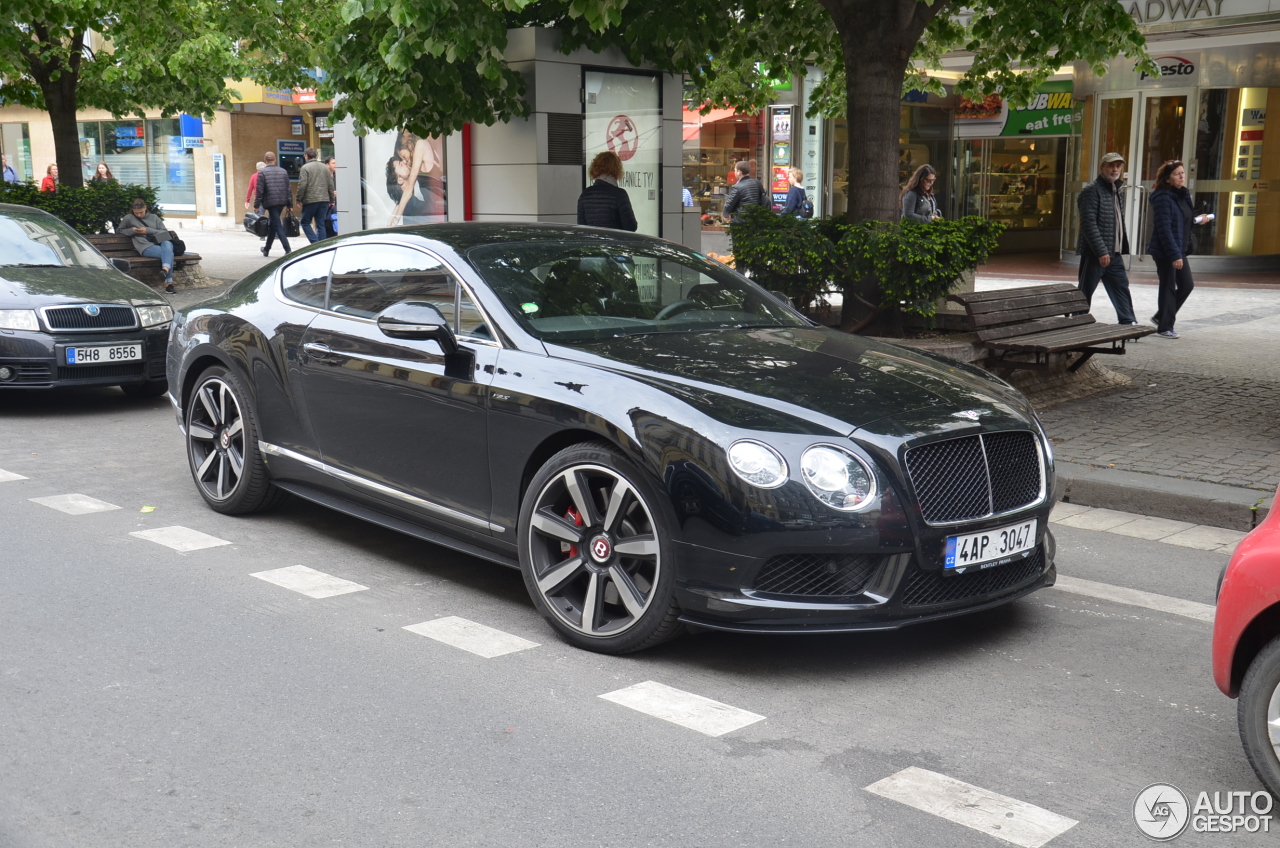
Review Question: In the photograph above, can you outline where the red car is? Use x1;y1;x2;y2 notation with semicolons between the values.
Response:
1213;485;1280;796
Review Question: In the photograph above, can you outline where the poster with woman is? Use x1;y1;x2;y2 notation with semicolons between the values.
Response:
361;130;446;229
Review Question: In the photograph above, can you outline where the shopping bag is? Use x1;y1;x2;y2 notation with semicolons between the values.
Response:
243;212;261;234
284;213;301;238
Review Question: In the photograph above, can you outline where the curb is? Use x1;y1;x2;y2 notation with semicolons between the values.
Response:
1052;462;1274;532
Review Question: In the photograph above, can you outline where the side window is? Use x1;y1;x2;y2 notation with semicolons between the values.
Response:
457;287;492;340
329;244;455;319
280;250;333;308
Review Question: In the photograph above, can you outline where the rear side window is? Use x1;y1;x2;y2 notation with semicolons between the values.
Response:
280;250;333;308
329;244;455;319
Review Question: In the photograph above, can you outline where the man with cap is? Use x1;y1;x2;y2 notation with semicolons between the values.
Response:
1076;152;1138;325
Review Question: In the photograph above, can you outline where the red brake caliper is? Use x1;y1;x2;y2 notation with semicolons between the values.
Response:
562;505;584;559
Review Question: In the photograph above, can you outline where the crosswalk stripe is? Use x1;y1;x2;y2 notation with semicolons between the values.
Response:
1052;575;1215;623
599;680;765;737
403;616;539;658
29;493;120;515
865;767;1078;848
251;565;368;598
129;526;232;552
0;469;28;483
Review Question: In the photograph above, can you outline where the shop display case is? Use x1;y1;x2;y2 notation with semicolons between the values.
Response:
960;138;1066;251
684;146;752;227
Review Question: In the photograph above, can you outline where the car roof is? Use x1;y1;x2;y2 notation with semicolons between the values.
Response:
352;222;674;252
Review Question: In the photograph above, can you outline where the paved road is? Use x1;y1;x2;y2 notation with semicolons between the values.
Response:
1;391;1272;847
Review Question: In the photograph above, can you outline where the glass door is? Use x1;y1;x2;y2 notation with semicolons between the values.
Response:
1131;90;1194;266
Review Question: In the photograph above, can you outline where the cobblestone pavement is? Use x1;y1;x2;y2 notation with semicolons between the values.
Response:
979;276;1280;493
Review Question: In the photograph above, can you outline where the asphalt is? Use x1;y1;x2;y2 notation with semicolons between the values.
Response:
160;227;1280;533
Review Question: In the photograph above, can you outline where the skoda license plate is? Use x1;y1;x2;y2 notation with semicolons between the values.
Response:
65;343;143;365
945;518;1037;573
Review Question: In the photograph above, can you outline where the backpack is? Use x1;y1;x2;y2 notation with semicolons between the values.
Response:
800;198;814;219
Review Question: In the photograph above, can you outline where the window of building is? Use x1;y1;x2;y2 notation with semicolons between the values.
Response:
75;119;195;211
1;123;32;182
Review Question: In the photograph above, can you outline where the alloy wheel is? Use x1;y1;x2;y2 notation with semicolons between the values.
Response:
526;464;661;637
187;378;246;501
1269;679;1280;761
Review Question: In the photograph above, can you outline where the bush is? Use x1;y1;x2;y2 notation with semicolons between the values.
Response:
0;180;161;235
730;206;1005;319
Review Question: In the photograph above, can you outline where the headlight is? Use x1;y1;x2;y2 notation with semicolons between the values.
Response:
0;310;39;331
136;305;173;327
727;440;788;489
800;445;877;511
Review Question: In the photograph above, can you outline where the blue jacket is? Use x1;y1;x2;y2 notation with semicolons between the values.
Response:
781;185;806;216
1147;186;1194;262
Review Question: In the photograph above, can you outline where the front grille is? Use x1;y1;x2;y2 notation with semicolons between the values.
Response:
752;553;882;598
43;305;137;331
12;363;53;383
904;431;1042;524
901;548;1045;607
56;362;145;381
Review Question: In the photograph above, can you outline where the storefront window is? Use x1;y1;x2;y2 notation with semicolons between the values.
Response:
0;123;32;181
147;119;196;211
586;70;662;237
1099;98;1133;168
360;130;446;229
681;107;764;230
960;138;1067;250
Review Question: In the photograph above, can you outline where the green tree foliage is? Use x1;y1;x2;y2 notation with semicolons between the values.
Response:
0;0;320;188
0;179;160;234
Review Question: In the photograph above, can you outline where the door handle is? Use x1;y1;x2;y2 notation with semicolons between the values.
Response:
302;342;337;362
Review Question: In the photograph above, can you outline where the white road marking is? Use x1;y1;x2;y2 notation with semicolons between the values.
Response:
1053;575;1215;623
865;767;1078;848
29;493;120;515
251;565;368;599
0;469;28;483
403;616;539;658
129;526;232;552
1162;524;1249;552
599;680;765;737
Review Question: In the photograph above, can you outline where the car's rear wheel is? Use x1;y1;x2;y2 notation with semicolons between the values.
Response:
518;442;682;654
120;378;168;399
185;366;284;514
1239;634;1280;797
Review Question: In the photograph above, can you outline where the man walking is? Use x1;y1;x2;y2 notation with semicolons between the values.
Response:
1077;152;1138;325
721;160;765;224
255;152;293;257
1;154;17;183
296;148;335;243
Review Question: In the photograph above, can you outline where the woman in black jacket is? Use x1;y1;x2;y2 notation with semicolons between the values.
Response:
1147;160;1210;339
577;151;638;231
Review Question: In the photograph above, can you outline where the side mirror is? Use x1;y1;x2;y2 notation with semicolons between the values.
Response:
376;301;457;355
110;257;131;273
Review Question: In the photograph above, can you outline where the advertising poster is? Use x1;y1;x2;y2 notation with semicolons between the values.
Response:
770;107;792;208
361;130;446;229
957;82;1078;138
801;67;825;219
585;71;662;237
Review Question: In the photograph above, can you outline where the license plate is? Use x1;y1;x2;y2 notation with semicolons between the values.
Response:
945;518;1038;573
64;343;143;365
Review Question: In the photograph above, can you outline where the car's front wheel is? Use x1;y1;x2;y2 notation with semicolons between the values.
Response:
518;442;682;654
185;366;284;514
1239;634;1280;797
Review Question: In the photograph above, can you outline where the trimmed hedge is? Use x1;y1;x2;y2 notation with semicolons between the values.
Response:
0;180;161;235
730;206;1005;319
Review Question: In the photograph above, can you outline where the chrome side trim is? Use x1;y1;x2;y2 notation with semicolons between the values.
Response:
258;440;504;532
910;431;1048;528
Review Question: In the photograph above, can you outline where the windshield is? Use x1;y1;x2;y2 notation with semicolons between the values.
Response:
466;241;808;342
0;209;113;270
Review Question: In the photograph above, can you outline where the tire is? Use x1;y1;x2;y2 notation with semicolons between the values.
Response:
1239;634;1280;798
518;441;683;654
120;379;168;399
185;365;285;515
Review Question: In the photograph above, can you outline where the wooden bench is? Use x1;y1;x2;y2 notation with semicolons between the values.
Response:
85;232;202;287
946;283;1156;373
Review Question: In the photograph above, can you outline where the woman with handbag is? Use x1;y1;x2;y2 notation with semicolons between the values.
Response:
1147;160;1211;339
900;164;941;223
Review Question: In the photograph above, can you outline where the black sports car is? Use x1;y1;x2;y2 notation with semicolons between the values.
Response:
167;223;1057;653
0;203;172;395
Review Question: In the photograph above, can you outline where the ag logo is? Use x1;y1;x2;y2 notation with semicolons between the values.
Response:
589;535;612;562
605;115;640;161
1140;56;1196;81
83;305;101;316
1134;783;1190;841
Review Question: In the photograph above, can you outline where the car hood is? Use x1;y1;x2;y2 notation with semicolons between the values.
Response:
552;326;1033;435
0;266;165;308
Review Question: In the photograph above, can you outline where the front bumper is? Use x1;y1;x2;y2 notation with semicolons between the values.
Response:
0;327;169;389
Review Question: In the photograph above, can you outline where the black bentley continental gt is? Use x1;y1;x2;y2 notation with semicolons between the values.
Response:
0;203;172;395
167;223;1057;653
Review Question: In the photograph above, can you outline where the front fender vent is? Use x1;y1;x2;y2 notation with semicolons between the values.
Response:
752;553;883;598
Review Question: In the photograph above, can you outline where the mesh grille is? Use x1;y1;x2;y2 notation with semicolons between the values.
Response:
57;362;146;381
10;363;53;383
546;113;584;165
904;432;1042;524
901;548;1045;607
44;305;137;331
904;436;990;523
752;553;882;598
984;432;1042;513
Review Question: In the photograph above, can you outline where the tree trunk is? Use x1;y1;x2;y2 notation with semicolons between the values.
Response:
44;79;85;189
820;0;946;332
21;25;87;189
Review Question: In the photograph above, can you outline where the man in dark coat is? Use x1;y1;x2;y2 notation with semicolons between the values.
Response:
1076;151;1138;324
577;151;638;231
721;160;765;223
255;151;294;257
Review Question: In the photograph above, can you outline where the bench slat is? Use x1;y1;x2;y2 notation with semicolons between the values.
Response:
947;283;1078;305
969;301;1094;327
985;324;1155;353
976;313;1096;341
962;289;1089;315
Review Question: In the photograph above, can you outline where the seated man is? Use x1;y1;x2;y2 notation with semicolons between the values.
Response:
119;198;176;293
